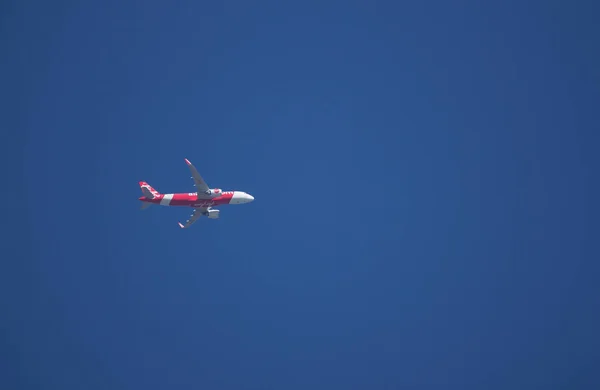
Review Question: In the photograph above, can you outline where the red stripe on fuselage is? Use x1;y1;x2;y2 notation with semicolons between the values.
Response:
138;192;235;207
166;192;234;207
168;193;197;206
190;192;234;207
192;192;233;207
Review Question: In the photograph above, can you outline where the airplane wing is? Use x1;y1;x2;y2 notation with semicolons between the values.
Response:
184;158;210;193
178;207;207;229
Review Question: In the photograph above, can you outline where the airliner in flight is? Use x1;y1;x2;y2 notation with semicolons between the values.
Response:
138;158;254;228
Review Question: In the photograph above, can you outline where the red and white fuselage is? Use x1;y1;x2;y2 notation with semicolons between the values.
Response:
138;186;254;208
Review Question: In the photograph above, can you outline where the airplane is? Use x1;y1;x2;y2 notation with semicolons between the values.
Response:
138;158;254;228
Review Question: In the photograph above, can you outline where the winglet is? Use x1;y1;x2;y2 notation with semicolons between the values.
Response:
178;222;185;229
184;158;191;165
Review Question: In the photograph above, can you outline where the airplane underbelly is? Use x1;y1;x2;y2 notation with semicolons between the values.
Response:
192;200;216;207
169;200;193;206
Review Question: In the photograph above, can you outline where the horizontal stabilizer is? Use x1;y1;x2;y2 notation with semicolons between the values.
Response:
140;202;152;210
141;187;155;199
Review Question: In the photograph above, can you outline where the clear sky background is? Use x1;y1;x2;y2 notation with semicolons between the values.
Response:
2;1;599;389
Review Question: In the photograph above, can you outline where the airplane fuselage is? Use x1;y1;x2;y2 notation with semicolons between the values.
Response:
138;158;254;228
138;190;254;208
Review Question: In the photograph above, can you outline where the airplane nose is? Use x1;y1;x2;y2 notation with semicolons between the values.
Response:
246;194;254;202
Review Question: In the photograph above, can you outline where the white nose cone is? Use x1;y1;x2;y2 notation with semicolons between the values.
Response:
231;191;254;204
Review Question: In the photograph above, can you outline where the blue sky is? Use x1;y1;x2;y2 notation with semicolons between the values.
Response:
2;1;599;389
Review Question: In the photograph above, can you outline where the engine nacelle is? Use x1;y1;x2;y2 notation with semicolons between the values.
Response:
203;188;222;197
207;209;220;219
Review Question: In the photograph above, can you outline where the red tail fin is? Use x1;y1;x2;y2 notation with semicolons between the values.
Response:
139;181;160;199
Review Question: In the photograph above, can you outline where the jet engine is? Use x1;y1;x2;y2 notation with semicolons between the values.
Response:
203;188;222;197
206;209;220;219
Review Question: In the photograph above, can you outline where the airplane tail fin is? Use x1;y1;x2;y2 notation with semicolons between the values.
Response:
139;181;160;199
